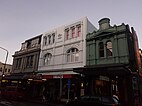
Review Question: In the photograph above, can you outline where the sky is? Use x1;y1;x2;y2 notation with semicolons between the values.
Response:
0;0;142;64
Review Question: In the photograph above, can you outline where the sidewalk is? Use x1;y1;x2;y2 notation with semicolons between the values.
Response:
24;97;66;106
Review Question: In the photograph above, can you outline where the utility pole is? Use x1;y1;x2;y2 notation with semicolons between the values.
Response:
0;46;9;79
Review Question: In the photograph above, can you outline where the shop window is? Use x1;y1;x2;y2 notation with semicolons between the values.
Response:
106;41;113;57
99;42;104;57
43;53;52;65
66;48;79;62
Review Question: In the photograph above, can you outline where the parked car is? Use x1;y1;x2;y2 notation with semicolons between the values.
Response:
66;95;120;106
1;86;26;100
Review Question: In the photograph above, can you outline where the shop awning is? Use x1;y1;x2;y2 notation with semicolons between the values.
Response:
3;73;42;80
23;73;42;79
4;73;25;80
41;71;79;79
74;63;131;77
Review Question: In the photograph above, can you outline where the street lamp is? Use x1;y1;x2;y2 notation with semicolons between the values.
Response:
0;46;9;79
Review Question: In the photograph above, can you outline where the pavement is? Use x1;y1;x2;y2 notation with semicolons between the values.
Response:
0;96;65;106
24;97;66;106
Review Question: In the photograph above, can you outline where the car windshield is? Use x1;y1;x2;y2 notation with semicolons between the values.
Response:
80;96;100;102
101;97;117;103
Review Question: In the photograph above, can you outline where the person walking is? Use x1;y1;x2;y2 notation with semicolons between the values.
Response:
42;87;48;102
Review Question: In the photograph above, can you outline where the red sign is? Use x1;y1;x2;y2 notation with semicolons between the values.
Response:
42;74;73;79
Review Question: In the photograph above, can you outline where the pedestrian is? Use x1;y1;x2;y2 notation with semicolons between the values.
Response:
42;87;48;102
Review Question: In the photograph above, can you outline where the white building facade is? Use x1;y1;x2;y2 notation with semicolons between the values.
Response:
38;17;96;73
38;17;97;101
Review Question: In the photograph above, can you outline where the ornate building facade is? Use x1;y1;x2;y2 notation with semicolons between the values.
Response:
75;18;142;106
38;17;97;101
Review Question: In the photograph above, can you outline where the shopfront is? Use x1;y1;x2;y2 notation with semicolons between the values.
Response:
42;72;81;102
74;64;142;106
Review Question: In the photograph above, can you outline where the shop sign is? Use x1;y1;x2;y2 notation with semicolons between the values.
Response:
53;75;63;78
63;74;72;78
11;81;18;83
99;76;109;81
2;80;8;82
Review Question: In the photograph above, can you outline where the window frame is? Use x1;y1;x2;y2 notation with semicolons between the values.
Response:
52;33;55;44
77;25;81;37
48;35;51;45
99;42;105;58
65;29;69;40
66;48;79;62
71;27;75;38
43;36;47;46
106;40;113;57
43;53;52;65
26;55;34;67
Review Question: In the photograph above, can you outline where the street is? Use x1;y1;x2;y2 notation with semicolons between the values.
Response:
0;100;65;106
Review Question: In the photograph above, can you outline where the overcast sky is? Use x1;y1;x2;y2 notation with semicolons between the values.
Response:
0;0;142;64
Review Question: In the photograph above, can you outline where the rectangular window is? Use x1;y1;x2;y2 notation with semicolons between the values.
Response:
27;41;31;48
71;27;75;38
75;52;79;61
65;29;69;40
67;54;70;62
106;41;113;57
99;42;104;57
77;25;81;37
52;33;55;43
71;53;75;62
30;55;34;67
48;35;51;44
26;55;34;67
26;56;30;67
16;58;22;69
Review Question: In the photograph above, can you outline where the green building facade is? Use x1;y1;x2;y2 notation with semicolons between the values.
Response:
86;18;137;71
76;18;142;106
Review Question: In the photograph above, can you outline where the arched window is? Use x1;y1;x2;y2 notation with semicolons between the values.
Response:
43;36;47;46
67;48;79;62
52;33;55;44
43;53;52;65
106;41;113;57
48;35;51;44
99;42;104;57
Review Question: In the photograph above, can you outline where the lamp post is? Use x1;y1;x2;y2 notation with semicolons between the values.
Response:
0;47;9;79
